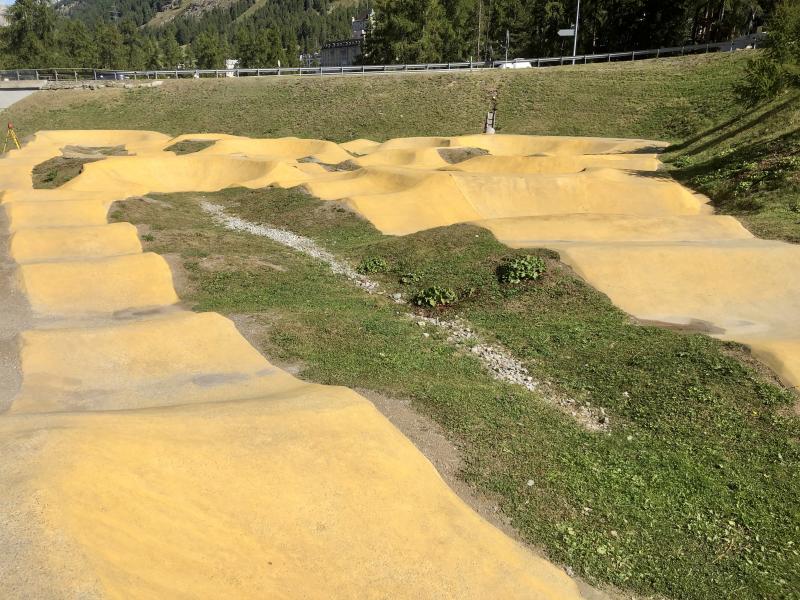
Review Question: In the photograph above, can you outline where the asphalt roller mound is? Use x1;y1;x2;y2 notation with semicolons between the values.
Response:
1;127;798;598
10;223;142;263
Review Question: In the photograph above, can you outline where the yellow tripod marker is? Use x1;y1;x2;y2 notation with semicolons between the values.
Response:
3;122;21;153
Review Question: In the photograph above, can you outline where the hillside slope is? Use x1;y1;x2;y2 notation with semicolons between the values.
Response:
7;53;748;141
665;93;800;242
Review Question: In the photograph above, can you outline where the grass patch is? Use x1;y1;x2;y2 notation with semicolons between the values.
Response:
31;156;97;189
111;185;800;599
164;139;216;155
31;156;101;188
31;145;129;189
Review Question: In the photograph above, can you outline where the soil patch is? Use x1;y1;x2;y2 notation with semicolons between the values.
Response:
438;147;489;164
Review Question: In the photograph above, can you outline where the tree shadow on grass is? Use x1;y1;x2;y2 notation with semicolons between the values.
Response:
669;94;799;156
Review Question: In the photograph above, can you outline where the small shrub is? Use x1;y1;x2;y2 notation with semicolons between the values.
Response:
734;179;754;196
788;200;800;213
411;286;457;308
141;233;155;242
400;272;422;285
357;256;388;274
497;255;546;284
735;56;786;106
672;155;694;168
732;196;764;212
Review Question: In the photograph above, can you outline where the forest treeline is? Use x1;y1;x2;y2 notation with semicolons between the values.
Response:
0;0;782;69
0;0;359;69
365;0;778;63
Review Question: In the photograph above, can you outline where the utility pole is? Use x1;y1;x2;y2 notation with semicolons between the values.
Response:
505;29;509;61
572;0;581;65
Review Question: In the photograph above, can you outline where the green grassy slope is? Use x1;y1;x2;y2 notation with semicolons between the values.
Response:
665;93;800;242
7;53;745;142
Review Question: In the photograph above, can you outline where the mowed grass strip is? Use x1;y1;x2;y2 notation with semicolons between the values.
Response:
111;186;800;600
8;53;747;143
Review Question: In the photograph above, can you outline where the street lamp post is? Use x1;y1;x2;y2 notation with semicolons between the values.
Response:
572;0;581;64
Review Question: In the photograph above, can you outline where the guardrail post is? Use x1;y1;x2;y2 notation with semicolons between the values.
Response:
631;51;635;61
36;70;40;80
705;43;709;53
560;56;564;65
656;48;660;58
54;70;58;81
362;64;365;73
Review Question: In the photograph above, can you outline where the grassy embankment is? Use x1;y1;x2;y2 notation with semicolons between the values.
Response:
664;94;800;242
12;52;800;598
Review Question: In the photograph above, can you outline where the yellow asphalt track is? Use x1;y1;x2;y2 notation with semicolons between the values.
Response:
1;128;798;597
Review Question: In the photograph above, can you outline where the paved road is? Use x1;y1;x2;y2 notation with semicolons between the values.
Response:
0;90;36;109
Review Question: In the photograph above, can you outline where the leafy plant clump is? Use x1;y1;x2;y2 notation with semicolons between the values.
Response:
497;255;546;284
411;286;458;308
400;272;422;285
357;256;388;274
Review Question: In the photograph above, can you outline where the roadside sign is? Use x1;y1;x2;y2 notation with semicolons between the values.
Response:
558;28;575;37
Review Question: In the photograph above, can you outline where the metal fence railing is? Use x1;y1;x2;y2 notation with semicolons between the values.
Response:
0;36;762;83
